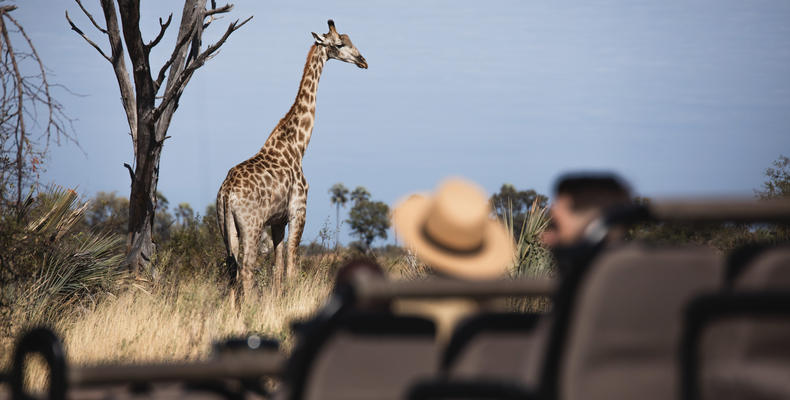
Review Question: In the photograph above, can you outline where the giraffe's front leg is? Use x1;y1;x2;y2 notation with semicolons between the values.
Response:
286;195;307;282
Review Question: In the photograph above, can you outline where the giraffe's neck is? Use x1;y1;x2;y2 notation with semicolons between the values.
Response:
264;44;327;156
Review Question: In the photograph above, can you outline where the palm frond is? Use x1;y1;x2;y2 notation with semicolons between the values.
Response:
16;188;125;322
502;198;553;277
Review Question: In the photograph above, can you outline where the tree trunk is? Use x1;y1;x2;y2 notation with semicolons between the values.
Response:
68;0;250;275
125;121;162;274
335;204;340;249
117;0;159;275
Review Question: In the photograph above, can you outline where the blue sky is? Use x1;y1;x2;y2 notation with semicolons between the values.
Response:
13;1;790;245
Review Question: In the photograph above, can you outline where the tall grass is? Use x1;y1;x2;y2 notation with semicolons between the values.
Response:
501;198;554;312
61;269;332;366
2;266;334;391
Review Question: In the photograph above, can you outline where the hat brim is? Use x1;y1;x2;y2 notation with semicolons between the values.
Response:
392;195;515;279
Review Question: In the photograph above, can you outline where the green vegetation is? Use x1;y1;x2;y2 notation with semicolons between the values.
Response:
0;188;125;337
757;155;790;201
490;184;548;240
627;155;790;250
504;198;554;278
346;185;391;250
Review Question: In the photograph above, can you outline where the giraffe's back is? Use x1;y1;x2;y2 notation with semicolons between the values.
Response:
219;151;301;226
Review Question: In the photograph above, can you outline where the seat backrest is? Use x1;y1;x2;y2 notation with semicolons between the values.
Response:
732;246;790;290
560;244;721;400
716;245;790;368
682;292;790;400
442;312;546;385
286;312;437;400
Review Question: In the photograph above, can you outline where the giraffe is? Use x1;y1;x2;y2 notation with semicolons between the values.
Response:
216;20;367;300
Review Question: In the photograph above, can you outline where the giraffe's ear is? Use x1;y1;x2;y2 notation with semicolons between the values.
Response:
311;32;327;45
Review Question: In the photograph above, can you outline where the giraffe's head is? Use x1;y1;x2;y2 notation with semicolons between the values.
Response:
311;20;368;69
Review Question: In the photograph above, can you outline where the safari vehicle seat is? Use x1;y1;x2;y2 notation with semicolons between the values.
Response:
682;291;790;400
441;312;547;385
281;312;437;400
728;244;790;289
559;244;721;400
407;243;722;400
681;244;790;400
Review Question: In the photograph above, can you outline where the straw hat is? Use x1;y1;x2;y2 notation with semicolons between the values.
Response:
392;178;514;279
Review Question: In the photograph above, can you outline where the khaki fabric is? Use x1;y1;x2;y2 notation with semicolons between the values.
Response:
560;244;721;400
395;298;479;344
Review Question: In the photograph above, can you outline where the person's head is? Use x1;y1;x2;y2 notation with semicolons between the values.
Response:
331;258;389;312
334;258;386;289
391;178;515;280
546;173;632;246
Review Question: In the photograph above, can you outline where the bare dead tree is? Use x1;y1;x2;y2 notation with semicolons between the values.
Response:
66;0;251;275
0;4;73;209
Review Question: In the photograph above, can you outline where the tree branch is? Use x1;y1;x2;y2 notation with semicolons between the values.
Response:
6;14;72;145
154;15;252;120
145;13;172;51
123;162;135;183
116;0;156;116
154;18;196;93
151;0;207;141
65;11;111;62
96;0;138;154
205;3;232;17
75;0;108;34
0;13;27;207
202;3;233;30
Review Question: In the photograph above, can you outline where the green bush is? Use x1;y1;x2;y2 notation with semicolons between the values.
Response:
0;188;126;332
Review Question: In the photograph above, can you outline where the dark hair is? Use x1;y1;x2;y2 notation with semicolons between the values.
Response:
332;258;390;313
553;172;632;211
334;258;386;289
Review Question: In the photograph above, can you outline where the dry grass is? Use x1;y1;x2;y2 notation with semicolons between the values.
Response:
61;272;331;366
0;258;335;390
1;246;551;391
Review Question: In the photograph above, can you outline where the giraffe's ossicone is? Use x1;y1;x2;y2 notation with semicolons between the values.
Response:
216;20;367;302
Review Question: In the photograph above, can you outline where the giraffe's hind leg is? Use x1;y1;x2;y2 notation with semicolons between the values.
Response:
238;219;264;302
222;204;243;306
227;219;241;283
271;223;286;291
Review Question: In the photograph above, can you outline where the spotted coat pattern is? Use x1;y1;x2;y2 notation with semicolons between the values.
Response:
217;19;367;301
215;44;329;300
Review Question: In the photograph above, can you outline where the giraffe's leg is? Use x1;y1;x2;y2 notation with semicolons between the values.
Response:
286;204;306;282
225;208;242;304
240;222;263;302
270;223;286;291
258;226;273;255
225;207;243;308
